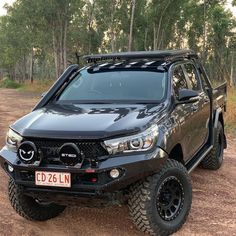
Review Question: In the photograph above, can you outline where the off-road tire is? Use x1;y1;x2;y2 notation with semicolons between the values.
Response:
128;159;192;236
8;178;66;221
201;121;224;170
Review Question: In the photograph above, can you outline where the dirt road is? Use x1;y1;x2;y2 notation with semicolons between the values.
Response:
0;89;235;236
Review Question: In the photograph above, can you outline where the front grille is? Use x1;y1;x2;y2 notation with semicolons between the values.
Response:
25;139;109;160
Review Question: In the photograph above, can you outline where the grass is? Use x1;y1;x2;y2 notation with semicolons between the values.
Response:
17;80;54;94
0;78;21;89
225;87;236;137
0;78;54;94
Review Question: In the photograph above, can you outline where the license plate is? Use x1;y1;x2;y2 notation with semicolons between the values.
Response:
35;171;71;188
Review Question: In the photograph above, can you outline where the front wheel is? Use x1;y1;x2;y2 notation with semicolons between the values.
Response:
8;178;66;221
128;159;192;236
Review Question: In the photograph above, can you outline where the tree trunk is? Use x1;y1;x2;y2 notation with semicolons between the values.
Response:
59;14;64;76
63;18;67;69
52;29;59;79
21;54;27;83
110;1;116;52
29;49;34;83
128;0;136;51
156;15;163;49
202;0;207;62
153;23;157;50
230;52;234;87
158;29;164;49
88;1;95;54
153;0;171;50
144;28;148;51
8;66;15;81
52;8;68;79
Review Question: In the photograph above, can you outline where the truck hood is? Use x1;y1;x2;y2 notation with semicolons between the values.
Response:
11;103;166;139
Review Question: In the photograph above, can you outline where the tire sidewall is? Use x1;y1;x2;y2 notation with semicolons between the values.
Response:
8;178;66;221
149;166;192;232
215;122;224;165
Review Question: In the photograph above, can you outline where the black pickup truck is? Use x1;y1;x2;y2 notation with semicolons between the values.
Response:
0;50;227;235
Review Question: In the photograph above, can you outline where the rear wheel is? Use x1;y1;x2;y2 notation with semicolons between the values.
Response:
8;178;66;221
128;159;192;236
201;121;224;170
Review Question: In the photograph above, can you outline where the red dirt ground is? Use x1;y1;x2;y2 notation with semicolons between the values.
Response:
0;89;235;236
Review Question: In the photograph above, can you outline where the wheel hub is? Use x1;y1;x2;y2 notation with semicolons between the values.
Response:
156;176;184;221
159;190;172;205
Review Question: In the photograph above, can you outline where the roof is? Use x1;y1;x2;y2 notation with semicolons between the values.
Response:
83;50;197;63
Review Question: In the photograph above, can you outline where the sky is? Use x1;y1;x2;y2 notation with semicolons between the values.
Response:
0;0;236;16
0;0;14;16
226;0;236;16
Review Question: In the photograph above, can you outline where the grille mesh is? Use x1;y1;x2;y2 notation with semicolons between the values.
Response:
25;139;109;159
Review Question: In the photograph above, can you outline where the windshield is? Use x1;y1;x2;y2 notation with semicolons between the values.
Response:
57;70;167;103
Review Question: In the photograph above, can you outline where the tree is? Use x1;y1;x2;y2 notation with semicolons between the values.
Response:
0;2;37;82
128;0;136;51
0;0;235;85
30;0;77;78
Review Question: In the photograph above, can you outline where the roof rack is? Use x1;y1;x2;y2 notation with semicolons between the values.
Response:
83;50;197;63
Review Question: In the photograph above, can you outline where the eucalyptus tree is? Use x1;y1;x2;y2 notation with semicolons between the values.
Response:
0;0;235;84
0;1;37;81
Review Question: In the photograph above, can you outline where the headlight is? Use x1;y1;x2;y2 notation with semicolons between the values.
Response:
6;129;23;150
104;125;158;155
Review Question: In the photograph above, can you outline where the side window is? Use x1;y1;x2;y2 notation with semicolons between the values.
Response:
184;63;201;91
172;65;188;99
199;72;208;91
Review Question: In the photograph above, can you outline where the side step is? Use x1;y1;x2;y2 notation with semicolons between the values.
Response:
186;145;213;173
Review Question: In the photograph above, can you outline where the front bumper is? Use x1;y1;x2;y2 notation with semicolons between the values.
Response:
0;146;168;200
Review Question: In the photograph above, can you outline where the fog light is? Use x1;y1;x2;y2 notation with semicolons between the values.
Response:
109;168;120;179
8;165;14;173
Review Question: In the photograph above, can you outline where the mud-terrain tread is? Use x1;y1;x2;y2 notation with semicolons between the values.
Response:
201;122;224;170
8;178;66;221
128;159;192;236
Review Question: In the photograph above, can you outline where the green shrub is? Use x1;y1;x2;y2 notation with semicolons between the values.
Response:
0;78;21;89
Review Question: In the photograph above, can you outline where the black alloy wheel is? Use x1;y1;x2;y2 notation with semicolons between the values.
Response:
156;176;184;221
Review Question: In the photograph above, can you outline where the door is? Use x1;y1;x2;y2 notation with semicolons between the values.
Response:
182;62;210;153
171;64;198;161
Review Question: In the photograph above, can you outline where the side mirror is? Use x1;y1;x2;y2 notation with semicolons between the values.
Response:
176;89;200;104
41;92;47;97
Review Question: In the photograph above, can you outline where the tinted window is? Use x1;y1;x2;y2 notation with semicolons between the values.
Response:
198;71;208;91
184;63;201;91
58;70;167;103
172;65;188;98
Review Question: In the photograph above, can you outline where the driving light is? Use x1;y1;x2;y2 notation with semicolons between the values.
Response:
109;169;120;178
104;125;158;155
6;129;23;151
